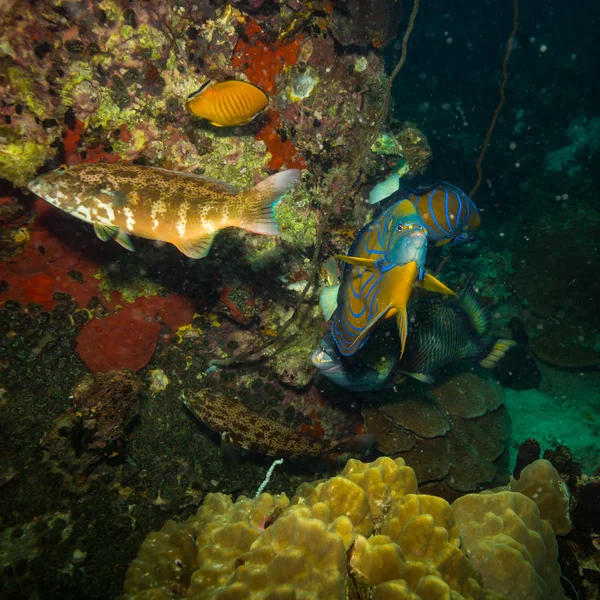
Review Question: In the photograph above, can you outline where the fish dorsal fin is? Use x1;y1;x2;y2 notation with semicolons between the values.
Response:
175;232;216;259
187;80;213;100
149;167;239;195
334;255;379;270
421;272;457;296
320;283;340;321
115;231;135;252
94;223;118;241
460;286;491;335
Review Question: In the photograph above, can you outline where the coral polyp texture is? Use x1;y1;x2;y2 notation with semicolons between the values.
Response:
122;456;567;600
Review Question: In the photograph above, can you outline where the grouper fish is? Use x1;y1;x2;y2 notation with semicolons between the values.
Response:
184;388;375;458
27;163;301;259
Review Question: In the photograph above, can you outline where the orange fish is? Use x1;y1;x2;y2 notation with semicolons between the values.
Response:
186;80;269;127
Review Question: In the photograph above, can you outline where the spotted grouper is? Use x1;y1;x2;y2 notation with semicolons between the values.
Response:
183;388;375;458
28;163;301;259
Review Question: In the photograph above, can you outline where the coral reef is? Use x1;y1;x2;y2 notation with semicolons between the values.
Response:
453;491;565;599
500;442;599;600
123;455;567;599
362;372;510;498
0;195;33;259
487;459;572;536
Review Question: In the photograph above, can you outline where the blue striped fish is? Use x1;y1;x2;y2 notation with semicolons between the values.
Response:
370;180;481;246
325;200;456;359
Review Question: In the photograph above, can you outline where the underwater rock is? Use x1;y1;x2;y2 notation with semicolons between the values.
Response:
515;206;600;368
493;317;541;391
328;0;401;48
40;369;141;491
514;438;541;478
217;281;259;326
0;195;33;259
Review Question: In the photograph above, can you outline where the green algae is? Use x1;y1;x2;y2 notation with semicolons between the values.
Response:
0;126;54;187
60;61;94;106
6;66;49;118
94;264;164;304
275;189;318;250
370;132;404;156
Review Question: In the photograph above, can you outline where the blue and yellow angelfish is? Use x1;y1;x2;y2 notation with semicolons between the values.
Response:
370;178;481;246
322;200;456;359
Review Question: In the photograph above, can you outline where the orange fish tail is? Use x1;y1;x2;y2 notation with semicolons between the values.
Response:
239;170;302;235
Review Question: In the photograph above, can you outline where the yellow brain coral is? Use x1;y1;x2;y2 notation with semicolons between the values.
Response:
122;458;567;600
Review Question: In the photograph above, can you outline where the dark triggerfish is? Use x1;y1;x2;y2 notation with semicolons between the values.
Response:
28;163;301;259
324;200;455;359
313;287;515;390
183;389;375;458
400;287;515;383
370;180;481;246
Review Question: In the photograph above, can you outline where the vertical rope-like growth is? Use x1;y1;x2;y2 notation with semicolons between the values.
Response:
470;0;519;198
390;0;420;87
381;0;420;122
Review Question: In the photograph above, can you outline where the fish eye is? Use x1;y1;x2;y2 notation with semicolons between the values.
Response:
397;224;404;232
57;164;69;174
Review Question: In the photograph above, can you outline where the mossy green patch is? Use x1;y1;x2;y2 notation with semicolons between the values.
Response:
0;127;55;186
6;67;49;118
94;263;164;304
60;61;94;105
275;187;318;250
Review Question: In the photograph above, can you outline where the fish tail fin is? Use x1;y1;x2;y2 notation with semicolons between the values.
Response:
369;172;400;204
240;169;302;235
460;286;491;335
320;283;340;321
479;338;517;369
331;433;377;454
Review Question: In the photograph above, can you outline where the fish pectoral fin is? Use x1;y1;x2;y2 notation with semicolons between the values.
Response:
422;272;457;296
342;306;389;354
115;231;135;252
175;232;217;259
320;283;340;321
398;370;435;384
94;223;119;242
334;255;379;270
